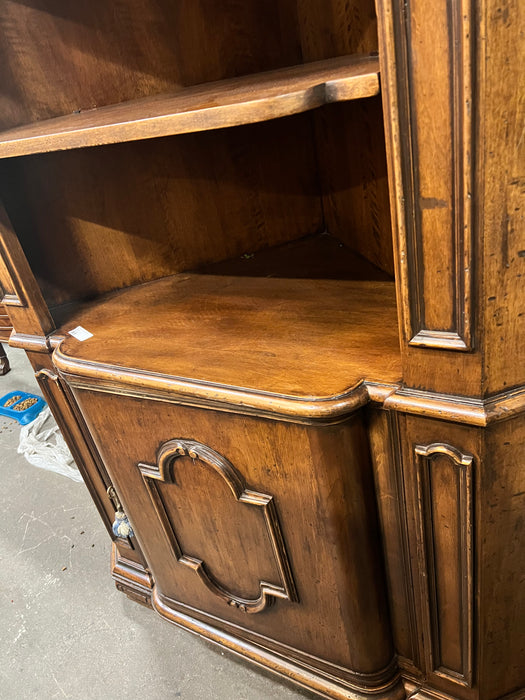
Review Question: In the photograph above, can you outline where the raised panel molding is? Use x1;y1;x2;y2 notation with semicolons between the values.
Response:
391;0;474;351
138;439;298;613
414;442;474;686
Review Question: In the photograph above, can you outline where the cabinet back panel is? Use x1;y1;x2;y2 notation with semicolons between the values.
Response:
0;1;377;131
0;116;322;308
316;98;394;276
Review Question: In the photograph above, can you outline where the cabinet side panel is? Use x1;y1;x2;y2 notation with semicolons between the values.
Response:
479;414;525;699
27;352;149;575
480;0;525;394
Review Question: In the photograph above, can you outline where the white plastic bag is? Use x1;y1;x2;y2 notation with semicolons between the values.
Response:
17;406;82;482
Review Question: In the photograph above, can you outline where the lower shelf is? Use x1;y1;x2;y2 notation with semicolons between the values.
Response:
51;234;401;421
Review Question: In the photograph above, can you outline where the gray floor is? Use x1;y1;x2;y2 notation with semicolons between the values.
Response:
0;347;313;700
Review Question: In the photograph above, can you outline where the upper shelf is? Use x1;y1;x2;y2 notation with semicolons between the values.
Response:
0;55;380;159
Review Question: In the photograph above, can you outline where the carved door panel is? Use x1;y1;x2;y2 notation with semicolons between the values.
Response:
138;438;297;613
67;387;396;683
396;414;480;698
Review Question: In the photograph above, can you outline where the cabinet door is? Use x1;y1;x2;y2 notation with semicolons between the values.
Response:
67;386;398;693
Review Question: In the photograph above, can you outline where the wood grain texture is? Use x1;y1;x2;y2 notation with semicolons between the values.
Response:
377;0;474;352
397;415;480;700
52;272;401;419
0;303;13;343
0;2;522;699
367;410;420;674
297;0;378;61
480;0;525;395
383;386;525;427
0;116;322;308
111;545;153;608
0;0;302;131
315;98;394;275
0;55;379;158
414;443;474;687
478;414;525;698
69;390;398;692
138;438;298;614
0;0;379;132
27;351;150;575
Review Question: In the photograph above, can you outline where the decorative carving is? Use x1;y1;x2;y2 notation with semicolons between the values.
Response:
138;439;297;614
414;442;473;686
391;0;474;351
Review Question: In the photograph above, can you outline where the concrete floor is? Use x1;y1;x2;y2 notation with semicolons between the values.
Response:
0;346;313;700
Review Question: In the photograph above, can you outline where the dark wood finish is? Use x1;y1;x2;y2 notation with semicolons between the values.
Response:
0;1;522;700
68;389;401;697
25;351;150;586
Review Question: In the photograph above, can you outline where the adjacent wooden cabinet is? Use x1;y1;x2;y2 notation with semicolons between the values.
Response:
0;3;523;700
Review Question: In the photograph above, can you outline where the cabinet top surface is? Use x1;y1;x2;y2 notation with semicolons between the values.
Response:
53;273;401;417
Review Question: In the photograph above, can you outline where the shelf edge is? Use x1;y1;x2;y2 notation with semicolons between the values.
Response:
50;344;525;426
0;57;379;159
52;345;378;424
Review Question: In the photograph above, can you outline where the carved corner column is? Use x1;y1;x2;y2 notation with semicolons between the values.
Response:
375;0;525;698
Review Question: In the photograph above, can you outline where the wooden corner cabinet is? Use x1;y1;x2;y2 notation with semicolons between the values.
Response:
0;3;523;700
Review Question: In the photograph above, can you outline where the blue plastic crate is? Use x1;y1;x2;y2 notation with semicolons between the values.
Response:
0;391;47;425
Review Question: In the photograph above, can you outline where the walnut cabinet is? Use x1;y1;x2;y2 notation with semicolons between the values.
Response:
0;2;523;700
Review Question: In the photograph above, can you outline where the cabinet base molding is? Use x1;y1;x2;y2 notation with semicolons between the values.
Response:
111;544;153;608
147;588;405;700
402;682;464;700
403;681;525;700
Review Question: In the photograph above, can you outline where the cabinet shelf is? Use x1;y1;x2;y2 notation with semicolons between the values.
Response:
51;234;401;421
0;55;379;159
